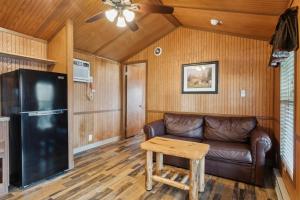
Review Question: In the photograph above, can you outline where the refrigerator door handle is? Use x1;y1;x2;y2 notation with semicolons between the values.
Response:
27;109;67;117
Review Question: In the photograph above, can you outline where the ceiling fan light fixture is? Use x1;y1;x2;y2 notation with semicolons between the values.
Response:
116;16;126;27
86;0;175;31
105;9;118;22
123;9;135;22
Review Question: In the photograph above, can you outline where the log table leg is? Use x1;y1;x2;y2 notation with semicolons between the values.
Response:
189;159;200;200
199;157;205;192
156;152;163;175
146;151;153;191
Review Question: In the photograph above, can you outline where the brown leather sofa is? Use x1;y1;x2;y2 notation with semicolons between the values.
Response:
143;113;272;186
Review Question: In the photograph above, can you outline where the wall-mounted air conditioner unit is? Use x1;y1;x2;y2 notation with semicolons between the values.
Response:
73;59;91;83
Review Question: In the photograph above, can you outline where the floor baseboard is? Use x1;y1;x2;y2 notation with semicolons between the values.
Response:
73;136;120;154
273;168;290;200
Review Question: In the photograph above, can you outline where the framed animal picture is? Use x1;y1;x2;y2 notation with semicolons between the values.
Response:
182;61;219;94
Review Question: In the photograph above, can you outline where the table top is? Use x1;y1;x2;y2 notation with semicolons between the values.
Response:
140;137;209;160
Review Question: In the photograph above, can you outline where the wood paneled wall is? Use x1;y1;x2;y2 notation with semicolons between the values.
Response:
48;21;75;169
48;26;68;74
0;28;48;72
73;51;121;150
126;27;274;131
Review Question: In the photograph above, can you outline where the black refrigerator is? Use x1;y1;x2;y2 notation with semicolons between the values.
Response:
1;69;68;187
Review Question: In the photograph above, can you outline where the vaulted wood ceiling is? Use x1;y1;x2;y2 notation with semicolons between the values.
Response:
0;0;290;61
163;0;289;40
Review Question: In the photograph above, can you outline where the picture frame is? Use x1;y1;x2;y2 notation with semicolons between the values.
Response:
182;61;219;94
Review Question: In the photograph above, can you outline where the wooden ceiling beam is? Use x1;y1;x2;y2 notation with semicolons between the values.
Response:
163;14;181;27
166;5;282;16
162;0;289;16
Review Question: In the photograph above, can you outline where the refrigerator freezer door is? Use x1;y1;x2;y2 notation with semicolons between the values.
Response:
19;69;67;112
20;110;68;187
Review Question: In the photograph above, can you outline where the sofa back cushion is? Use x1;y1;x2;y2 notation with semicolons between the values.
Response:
204;116;257;143
164;113;204;139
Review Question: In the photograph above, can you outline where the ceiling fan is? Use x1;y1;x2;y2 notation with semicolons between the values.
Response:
85;0;174;32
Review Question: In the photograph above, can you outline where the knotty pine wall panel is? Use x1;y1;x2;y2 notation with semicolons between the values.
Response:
127;27;274;131
73;51;121;149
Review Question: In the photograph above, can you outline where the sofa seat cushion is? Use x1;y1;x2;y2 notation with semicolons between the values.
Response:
159;134;202;143
203;140;252;164
164;113;204;139
204;116;257;143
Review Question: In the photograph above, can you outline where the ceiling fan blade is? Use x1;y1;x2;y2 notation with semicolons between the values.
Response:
126;20;139;32
85;11;106;23
133;3;174;14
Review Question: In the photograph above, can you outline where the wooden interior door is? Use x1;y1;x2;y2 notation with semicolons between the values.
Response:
126;62;146;138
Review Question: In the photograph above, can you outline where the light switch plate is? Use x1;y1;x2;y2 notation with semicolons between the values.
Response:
88;134;93;142
240;89;246;97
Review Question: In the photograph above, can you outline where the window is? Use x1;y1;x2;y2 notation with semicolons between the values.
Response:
280;51;295;179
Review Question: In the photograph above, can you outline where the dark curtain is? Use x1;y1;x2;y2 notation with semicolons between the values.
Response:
269;7;298;67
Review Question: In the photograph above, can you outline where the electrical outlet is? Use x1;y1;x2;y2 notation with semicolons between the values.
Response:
240;89;246;97
88;134;93;142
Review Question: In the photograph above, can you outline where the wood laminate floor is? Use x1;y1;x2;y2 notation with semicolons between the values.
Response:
1;135;277;200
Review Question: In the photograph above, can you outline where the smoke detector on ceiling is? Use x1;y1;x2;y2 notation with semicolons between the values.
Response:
210;19;223;26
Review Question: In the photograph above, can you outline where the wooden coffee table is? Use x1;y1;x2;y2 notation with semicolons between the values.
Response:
140;137;209;200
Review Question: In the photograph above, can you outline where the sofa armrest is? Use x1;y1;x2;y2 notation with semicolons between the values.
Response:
251;127;272;159
143;119;165;140
250;126;272;186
